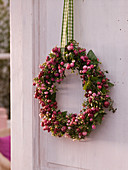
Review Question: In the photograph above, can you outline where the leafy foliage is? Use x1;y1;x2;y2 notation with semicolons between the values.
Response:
0;59;10;117
0;0;10;53
87;50;98;65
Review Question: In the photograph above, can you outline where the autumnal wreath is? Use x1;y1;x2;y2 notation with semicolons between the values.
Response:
33;40;116;140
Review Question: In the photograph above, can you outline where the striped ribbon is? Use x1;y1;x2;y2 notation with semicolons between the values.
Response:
61;0;74;48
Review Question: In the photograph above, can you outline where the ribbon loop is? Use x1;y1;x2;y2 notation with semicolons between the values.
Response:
61;0;74;48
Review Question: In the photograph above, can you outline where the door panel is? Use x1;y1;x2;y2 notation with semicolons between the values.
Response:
38;0;128;170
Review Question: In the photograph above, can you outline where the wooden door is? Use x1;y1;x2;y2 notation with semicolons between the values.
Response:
11;0;128;170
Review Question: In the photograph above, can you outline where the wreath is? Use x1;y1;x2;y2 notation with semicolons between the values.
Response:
33;0;116;140
33;40;116;140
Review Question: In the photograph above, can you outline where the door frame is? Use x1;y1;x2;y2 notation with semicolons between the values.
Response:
10;0;41;169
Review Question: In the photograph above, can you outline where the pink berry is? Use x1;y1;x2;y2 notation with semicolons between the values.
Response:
98;85;102;89
90;118;93;122
58;48;61;53
98;92;101;95
75;119;78;122
70;63;74;67
104;84;109;88
56;54;59;58
87;66;91;70
83;65;87;70
43;126;49;130
54;121;59;125
70;46;74;50
66;63;71;69
90;64;94;69
60;73;63;77
47;99;51;103
60;61;64;65
55;73;59;77
51;78;55;81
102;79;106;83
92;125;96;129
81;115;85;120
59;69;63;73
91;107;95;111
67;46;71;51
76;128;80;132
84;56;88;60
53;111;56;114
92;93;96;97
89;98;92;103
54;128;57;134
97;82;101;85
61;126;67;132
104;101;110;108
41;122;44;126
95;108;99;112
82;132;87;136
54;47;58;51
88;91;92;94
80;56;84;60
46;75;49;79
74;50;78;55
83;70;87;73
52;47;58;52
44;91;48;94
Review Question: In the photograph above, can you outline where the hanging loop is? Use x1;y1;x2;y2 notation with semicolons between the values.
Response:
61;0;74;48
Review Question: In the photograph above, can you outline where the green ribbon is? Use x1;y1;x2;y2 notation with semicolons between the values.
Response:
61;0;74;48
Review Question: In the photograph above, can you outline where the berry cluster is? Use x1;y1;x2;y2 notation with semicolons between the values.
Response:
33;40;116;140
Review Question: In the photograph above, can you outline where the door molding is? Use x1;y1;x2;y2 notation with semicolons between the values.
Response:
11;0;41;169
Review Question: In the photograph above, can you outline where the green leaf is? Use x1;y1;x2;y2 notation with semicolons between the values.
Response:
94;112;99;117
97;118;102;124
62;111;67;117
87;50;97;61
108;82;114;87
51;93;56;101
96;78;102;83
83;81;88;91
83;79;91;91
102;87;107;94
91;76;98;81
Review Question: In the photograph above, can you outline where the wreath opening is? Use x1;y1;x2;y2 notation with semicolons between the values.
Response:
33;40;116;140
56;69;84;114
